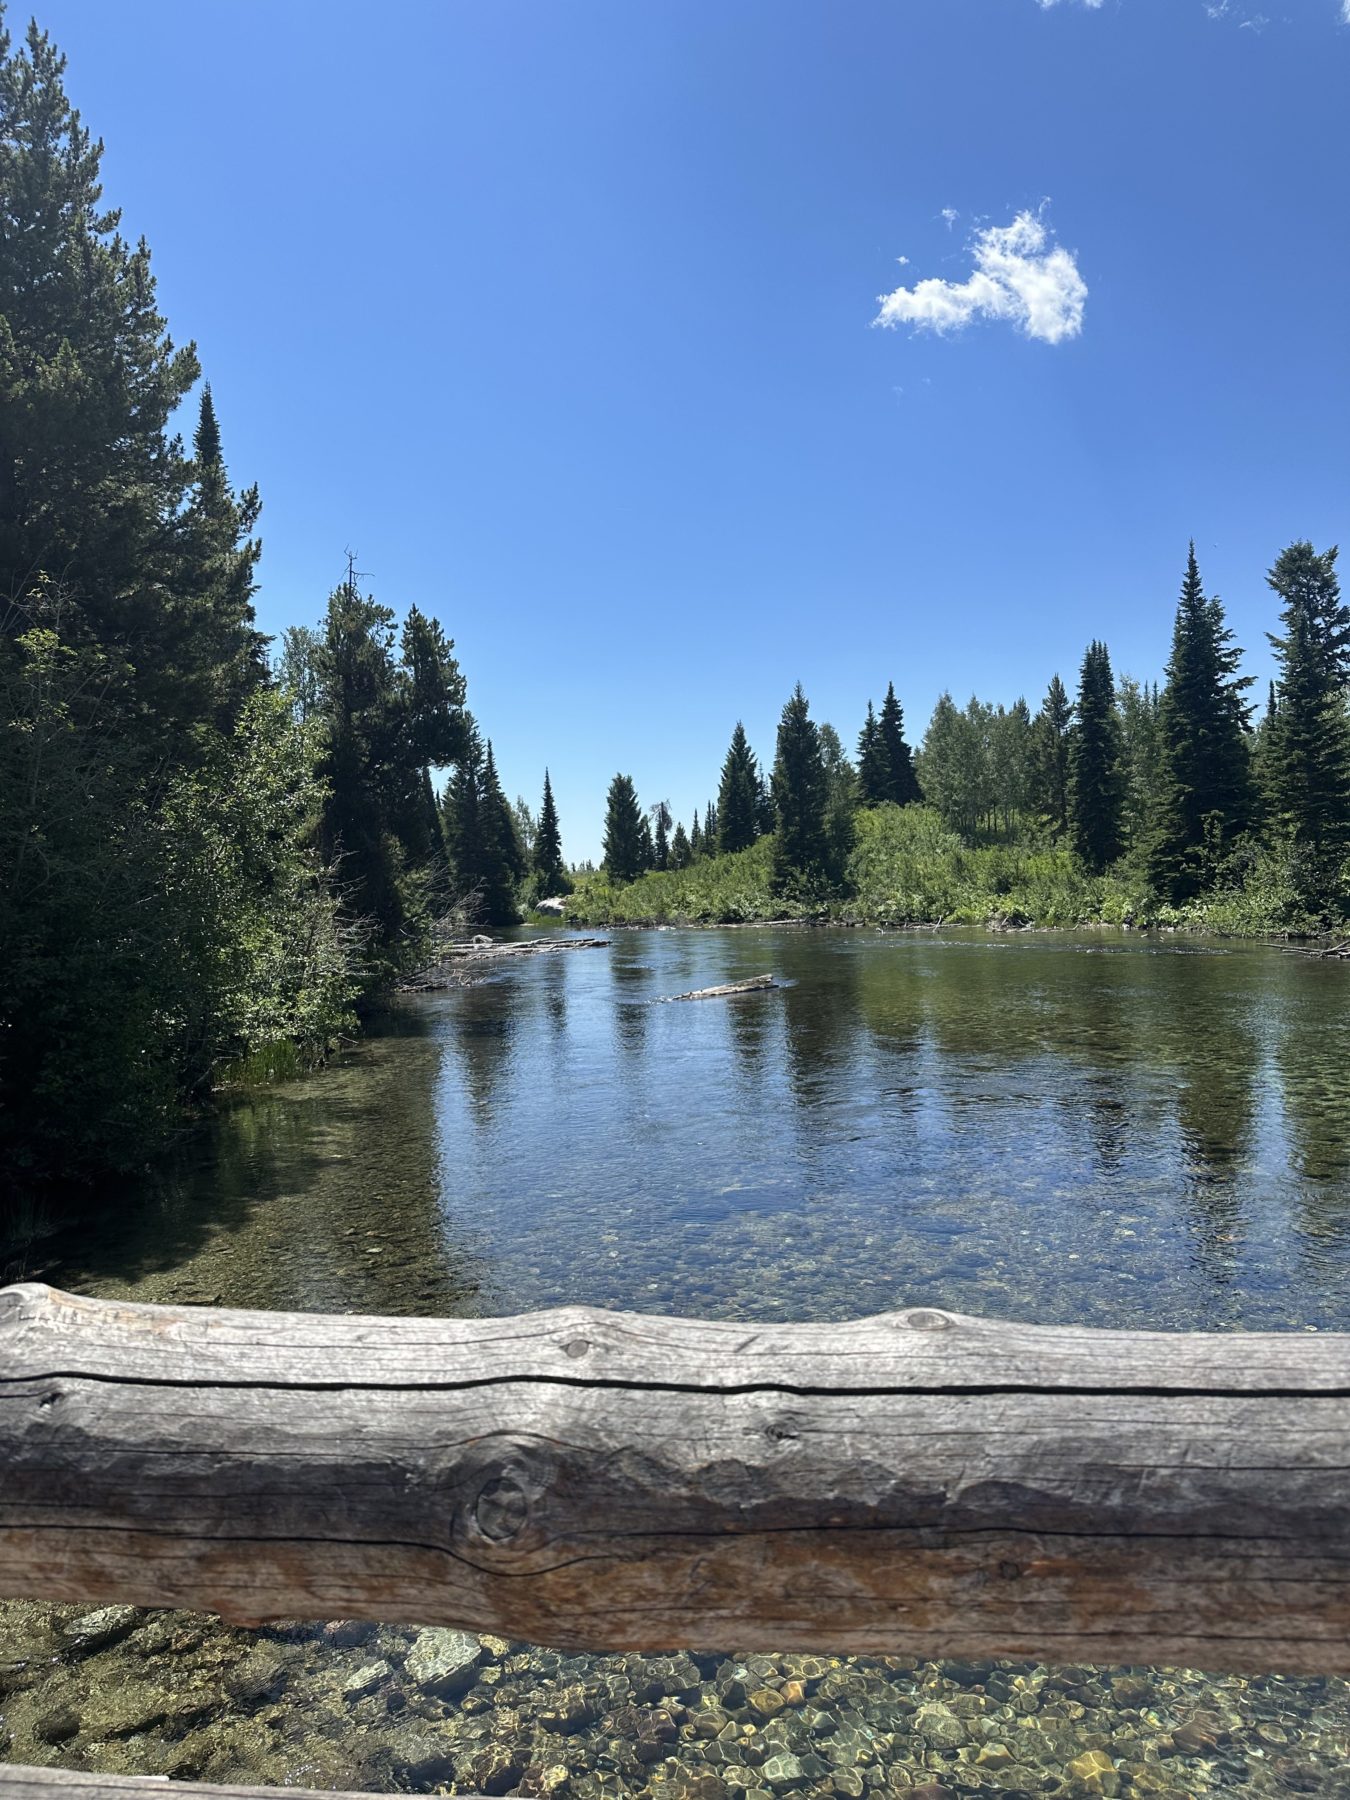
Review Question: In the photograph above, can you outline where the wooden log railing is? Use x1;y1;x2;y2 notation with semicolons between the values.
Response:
3;1281;1350;1680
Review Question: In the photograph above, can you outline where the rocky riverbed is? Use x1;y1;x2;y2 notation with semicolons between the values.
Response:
3;1602;1349;1798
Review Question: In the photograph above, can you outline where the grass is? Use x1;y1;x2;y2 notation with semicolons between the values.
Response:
564;805;1342;938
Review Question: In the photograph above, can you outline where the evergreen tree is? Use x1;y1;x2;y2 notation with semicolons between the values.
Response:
0;18;355;1197
703;797;719;849
669;821;692;870
1265;542;1350;873
1117;675;1162;854
652;800;672;870
480;742;526;923
818;722;858;881
756;772;776;838
770;684;830;892
1069;641;1124;874
314;580;412;953
444;720;486;912
717;722;761;853
396;605;466;867
689;808;703;860
603;773;646;883
877;682;923;805
533;769;568;896
0;19;263;745
1147;546;1254;900
1030;674;1073;841
856;701;888;804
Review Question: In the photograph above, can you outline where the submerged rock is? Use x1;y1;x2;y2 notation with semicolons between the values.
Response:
342;1658;391;1698
404;1626;482;1696
61;1606;142;1654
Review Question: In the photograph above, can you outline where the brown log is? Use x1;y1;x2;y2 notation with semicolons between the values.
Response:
660;973;780;1001
2;1282;1350;1672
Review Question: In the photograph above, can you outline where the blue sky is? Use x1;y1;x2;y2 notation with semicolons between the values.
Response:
38;0;1350;860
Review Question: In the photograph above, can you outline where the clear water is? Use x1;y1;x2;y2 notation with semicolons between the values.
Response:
5;926;1350;1796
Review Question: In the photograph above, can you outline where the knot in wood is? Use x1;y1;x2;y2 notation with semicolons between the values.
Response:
474;1474;529;1543
902;1308;952;1332
562;1337;590;1359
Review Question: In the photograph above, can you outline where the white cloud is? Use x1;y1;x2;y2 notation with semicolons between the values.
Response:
873;210;1088;346
1036;0;1104;8
940;207;959;228
1342;0;1349;22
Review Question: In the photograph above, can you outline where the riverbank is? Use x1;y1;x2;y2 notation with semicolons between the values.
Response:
562;809;1340;940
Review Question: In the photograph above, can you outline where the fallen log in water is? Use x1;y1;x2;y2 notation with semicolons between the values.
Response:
402;935;609;990
4;1282;1350;1672
659;972;781;1002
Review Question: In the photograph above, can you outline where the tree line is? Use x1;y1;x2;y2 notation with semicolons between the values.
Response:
0;15;568;1207
597;541;1349;910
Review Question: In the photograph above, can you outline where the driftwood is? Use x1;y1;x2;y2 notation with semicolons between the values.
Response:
0;1774;436;1800
401;936;609;991
3;1282;1350;1672
659;972;781;1002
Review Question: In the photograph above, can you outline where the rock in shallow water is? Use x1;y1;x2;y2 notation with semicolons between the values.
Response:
404;1626;482;1696
61;1606;142;1654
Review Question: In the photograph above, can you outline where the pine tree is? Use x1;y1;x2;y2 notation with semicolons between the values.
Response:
179;384;266;730
603;774;646;883
770;684;830;893
669;822;692;869
1117;675;1162;854
652;800;672;870
756;772;776;838
533;770;568;896
1069;641;1124;874
1147;546;1254;900
1030;675;1073;840
717;722;761;853
703;798;719;849
1265;542;1350;873
397;604;467;866
818;722;857;881
877;682;922;805
444;719;487;913
0;20;262;744
315;580;410;949
856;701;889;804
479;742;525;924
689;808;703;860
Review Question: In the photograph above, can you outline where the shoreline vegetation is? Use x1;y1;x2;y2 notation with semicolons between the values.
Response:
560;806;1347;941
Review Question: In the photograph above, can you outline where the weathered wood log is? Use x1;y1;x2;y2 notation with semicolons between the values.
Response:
401;935;609;990
0;1772;442;1800
660;973;780;1001
3;1282;1350;1672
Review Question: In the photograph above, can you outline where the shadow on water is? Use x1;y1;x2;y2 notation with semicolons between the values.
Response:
32;1002;487;1317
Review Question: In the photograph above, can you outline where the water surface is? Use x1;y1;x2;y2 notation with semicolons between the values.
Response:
6;927;1350;1796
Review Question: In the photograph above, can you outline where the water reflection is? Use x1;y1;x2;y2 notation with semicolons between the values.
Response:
37;1005;485;1318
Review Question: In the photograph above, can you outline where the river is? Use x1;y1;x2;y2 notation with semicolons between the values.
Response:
4;927;1350;1795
